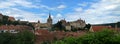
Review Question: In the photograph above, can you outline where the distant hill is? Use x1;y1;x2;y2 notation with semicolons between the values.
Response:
92;22;120;28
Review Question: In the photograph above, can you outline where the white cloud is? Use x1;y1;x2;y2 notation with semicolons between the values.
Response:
56;14;62;18
0;1;16;8
40;4;67;11
57;5;66;9
0;8;48;23
74;7;83;12
65;0;120;24
0;0;39;8
78;2;88;7
52;13;63;23
0;0;66;23
13;0;39;8
0;0;120;24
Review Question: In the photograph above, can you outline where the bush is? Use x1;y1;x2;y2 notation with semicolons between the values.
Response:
51;29;120;44
0;30;35;44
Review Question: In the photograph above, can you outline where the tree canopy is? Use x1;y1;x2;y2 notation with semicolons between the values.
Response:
51;29;120;44
0;30;35;44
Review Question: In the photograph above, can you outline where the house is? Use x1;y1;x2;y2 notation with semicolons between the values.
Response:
0;25;33;33
60;18;86;30
65;23;71;31
89;26;112;32
8;16;15;21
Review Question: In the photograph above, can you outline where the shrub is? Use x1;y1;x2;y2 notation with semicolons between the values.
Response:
51;29;120;44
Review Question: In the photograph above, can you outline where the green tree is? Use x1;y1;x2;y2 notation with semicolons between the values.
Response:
52;29;120;44
84;24;91;30
18;30;35;44
0;30;35;44
52;21;65;31
2;15;9;25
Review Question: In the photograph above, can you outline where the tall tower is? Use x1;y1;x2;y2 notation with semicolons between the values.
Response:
47;13;52;25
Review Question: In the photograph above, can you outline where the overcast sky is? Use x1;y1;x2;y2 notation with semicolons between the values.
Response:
0;0;120;24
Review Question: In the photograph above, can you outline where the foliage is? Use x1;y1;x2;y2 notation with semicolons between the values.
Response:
52;21;66;31
1;15;9;25
0;30;35;44
84;24;91;30
27;23;35;29
51;29;120;44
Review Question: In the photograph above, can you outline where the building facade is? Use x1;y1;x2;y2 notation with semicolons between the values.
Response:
35;14;52;30
60;18;86;31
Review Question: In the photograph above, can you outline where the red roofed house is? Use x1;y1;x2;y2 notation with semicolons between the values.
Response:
89;26;112;32
0;25;33;33
8;16;15;21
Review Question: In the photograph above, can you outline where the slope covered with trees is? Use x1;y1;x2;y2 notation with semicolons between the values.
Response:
0;30;35;44
51;29;120;44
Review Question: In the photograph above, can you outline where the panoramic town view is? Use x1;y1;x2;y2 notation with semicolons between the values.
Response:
0;0;120;44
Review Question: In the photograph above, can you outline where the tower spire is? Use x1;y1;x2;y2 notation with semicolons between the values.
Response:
47;12;52;24
49;12;51;19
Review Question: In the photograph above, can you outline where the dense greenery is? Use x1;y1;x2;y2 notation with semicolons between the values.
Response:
52;21;66;31
0;30;35;44
0;15;9;25
51;29;120;44
84;24;91;30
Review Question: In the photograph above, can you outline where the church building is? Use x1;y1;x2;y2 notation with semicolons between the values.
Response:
35;13;52;30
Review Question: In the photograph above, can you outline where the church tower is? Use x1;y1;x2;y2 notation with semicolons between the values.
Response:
47;13;52;25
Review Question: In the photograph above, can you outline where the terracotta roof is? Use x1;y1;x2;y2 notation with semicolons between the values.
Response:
91;26;112;32
35;30;54;44
35;29;49;35
0;25;32;30
8;16;15;21
35;30;86;44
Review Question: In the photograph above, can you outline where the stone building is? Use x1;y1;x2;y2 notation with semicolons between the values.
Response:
60;18;86;31
35;13;52;30
0;13;3;22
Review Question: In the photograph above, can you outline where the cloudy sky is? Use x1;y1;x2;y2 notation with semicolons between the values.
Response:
0;0;120;24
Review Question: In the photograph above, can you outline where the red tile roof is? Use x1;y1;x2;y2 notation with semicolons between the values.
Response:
35;30;54;44
91;26;112;32
0;25;32;30
35;30;86;44
35;29;49;35
8;16;15;21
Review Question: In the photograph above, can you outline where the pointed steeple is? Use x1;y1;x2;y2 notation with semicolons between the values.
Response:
47;12;52;24
48;12;52;19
